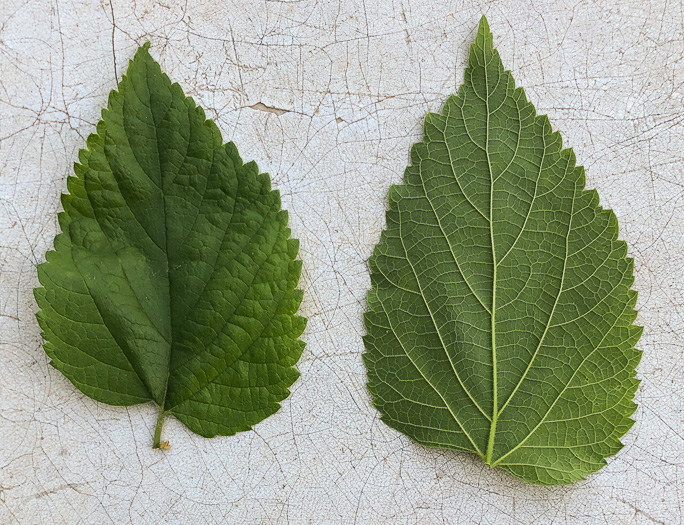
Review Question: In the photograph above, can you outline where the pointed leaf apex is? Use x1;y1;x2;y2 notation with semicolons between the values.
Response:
478;15;491;36
135;42;152;60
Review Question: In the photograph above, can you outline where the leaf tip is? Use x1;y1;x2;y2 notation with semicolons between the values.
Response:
133;41;155;66
477;15;491;37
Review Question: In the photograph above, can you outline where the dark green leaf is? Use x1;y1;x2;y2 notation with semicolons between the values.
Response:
35;44;306;448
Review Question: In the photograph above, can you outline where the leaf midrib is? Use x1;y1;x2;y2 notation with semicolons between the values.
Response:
482;32;499;465
475;35;577;464
120;66;176;409
155;74;174;416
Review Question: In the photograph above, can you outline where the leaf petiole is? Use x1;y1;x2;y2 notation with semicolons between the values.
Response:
153;408;167;449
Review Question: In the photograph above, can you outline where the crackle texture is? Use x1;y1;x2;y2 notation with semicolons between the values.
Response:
0;0;682;523
364;17;641;485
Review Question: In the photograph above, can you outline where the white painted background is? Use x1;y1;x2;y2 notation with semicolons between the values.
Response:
0;1;682;523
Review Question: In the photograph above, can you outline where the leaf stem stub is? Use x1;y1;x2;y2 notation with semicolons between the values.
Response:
153;409;167;449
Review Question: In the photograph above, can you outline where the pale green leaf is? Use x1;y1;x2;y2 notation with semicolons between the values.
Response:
363;16;641;485
35;44;306;448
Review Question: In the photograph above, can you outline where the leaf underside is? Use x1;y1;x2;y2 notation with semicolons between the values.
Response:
363;17;642;485
35;44;306;447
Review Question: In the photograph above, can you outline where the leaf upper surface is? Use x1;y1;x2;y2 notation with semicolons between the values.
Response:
35;44;306;447
363;17;641;485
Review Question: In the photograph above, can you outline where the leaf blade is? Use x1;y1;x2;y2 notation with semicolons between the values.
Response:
364;16;641;485
35;44;306;446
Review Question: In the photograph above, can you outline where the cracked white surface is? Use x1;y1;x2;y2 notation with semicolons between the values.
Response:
0;1;682;523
